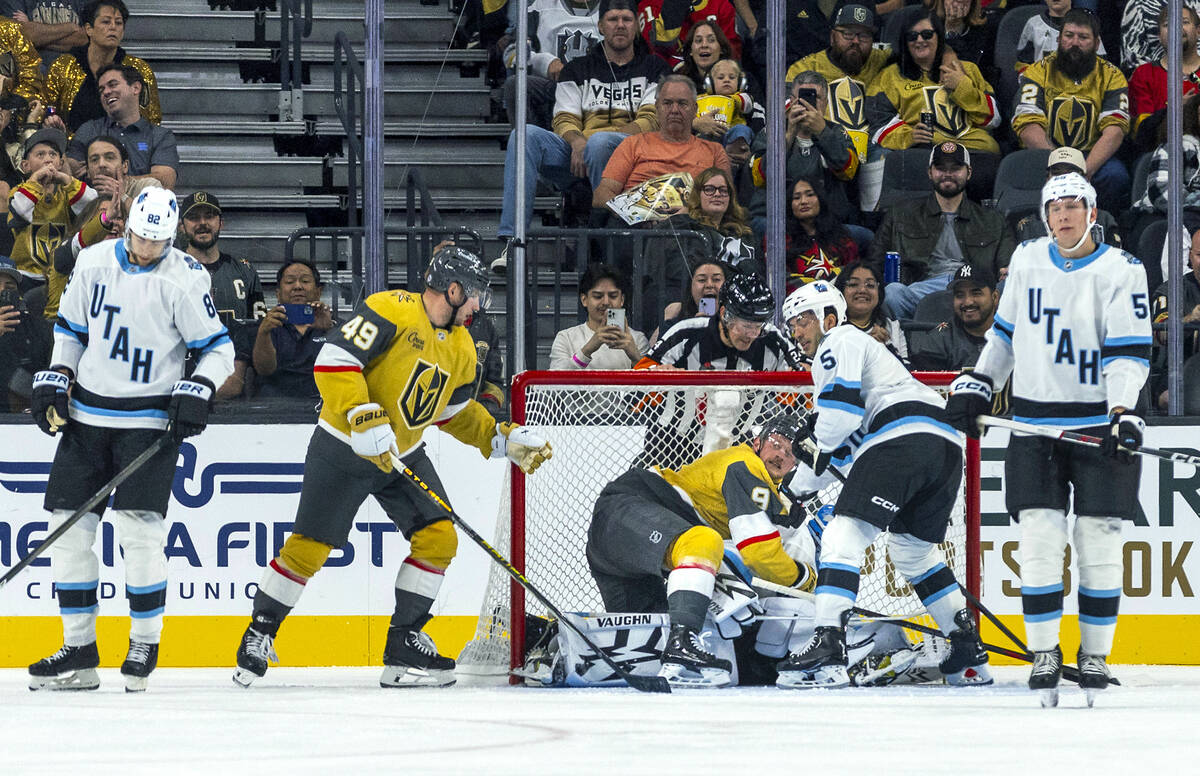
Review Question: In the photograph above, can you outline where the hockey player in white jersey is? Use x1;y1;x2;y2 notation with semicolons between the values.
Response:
27;188;234;692
774;281;991;689
945;173;1151;707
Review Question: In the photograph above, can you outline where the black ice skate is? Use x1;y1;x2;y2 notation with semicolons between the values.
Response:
938;609;993;686
657;624;732;688
1029;645;1063;707
380;626;456;687
776;626;849;689
121;640;159;692
29;642;100;691
1077;650;1112;708
232;615;280;688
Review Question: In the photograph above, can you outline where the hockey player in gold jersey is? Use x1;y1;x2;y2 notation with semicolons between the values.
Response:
233;245;552;689
586;416;812;687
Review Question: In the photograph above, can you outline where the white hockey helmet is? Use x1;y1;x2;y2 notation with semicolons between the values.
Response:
782;280;847;335
126;187;180;242
1040;172;1097;251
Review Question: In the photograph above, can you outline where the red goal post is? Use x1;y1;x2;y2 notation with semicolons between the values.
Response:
458;370;981;675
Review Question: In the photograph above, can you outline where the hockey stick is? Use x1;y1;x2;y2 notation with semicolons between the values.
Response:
389;453;670;694
0;430;175;591
978;415;1200;470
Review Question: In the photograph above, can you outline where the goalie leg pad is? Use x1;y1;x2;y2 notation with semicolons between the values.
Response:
888;533;966;636
1074;516;1123;657
113;510;169;644
813;515;879;627
48;509;101;647
1019;508;1069;652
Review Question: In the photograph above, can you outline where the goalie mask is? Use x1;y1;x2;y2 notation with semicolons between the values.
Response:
124;187;179;266
782;280;847;335
424;245;491;321
1040;172;1097;254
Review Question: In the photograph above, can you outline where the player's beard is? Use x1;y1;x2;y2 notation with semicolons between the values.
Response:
1054;46;1096;81
186;228;220;250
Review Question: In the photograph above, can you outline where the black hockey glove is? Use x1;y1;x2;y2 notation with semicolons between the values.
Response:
31;369;71;436
1101;410;1145;460
167;378;215;442
945;372;993;438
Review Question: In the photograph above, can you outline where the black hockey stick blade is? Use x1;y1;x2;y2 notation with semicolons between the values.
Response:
1;430;174;591
392;455;670;693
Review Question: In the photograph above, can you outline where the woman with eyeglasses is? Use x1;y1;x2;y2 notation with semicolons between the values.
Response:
783;176;858;293
834;262;909;362
867;8;1001;198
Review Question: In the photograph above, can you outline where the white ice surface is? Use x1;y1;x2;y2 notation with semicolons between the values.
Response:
3;666;1199;775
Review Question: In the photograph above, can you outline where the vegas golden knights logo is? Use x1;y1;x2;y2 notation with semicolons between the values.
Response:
828;77;867;133
922;86;968;137
398;359;450;428
1048;97;1096;149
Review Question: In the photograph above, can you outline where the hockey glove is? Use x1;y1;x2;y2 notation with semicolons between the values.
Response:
945;372;993;438
167;378;215;442
491;422;553;474
794;433;831;476
347;402;399;474
1101;410;1145;460
31;370;71;436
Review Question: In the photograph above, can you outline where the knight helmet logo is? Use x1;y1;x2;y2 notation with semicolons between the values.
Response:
397;359;450;428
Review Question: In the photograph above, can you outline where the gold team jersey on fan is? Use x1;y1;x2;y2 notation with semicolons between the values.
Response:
313;289;497;458
1011;52;1129;151
867;61;1001;153
787;48;890;161
658;444;800;586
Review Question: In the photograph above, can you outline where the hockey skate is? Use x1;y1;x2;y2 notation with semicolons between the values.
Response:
380;626;456;688
121;640;159;692
938;609;993;686
29;642;100;691
233;616;280;688
1029;645;1064;707
1077;650;1112;708
657;624;732;688
776;626;850;689
850;646;921;687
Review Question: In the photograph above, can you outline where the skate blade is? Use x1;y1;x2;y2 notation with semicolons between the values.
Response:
28;668;100;692
124;675;150;693
944;664;994;686
232;668;262;688
1085;687;1103;708
379;665;456;688
777;665;850;689
657;662;731;689
1039;688;1059;708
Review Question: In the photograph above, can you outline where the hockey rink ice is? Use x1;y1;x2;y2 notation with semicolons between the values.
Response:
2;665;1197;773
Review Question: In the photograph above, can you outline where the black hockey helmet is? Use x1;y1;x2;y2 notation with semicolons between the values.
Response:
757;414;804;448
719;271;774;322
425;245;491;313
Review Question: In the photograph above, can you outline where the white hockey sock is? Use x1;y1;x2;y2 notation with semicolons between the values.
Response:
1019;508;1069;652
49;510;101;647
114;510;168;644
1074;516;1124;656
888;533;966;635
814;516;879;628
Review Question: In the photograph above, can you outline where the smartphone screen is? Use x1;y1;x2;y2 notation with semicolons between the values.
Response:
606;307;625;329
698;297;717;316
796;88;818;108
282;303;314;325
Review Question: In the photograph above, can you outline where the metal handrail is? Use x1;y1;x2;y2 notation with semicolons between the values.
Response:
279;0;313;121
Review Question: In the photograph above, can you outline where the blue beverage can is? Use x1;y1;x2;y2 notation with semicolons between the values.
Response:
884;251;901;284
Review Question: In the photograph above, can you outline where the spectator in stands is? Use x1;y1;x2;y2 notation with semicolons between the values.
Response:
501;0;599;130
252;260;335;402
495;0;667;272
1012;9;1129;213
1016;0;1109;71
672;19;734;89
8;127;95;316
657;256;726;338
694;58;757;163
1135;93;1200;222
784;175;857;292
65;63;178;189
1121;0;1200;72
42;0;160;133
550;263;648;368
868;8;1002;200
1129;5;1200;152
929;0;998;85
1150;227;1200;410
0;15;45;104
747;71;859;234
867;141;1013;319
4;0;87;54
639;0;741;64
1019;146;1123;247
0;254;51;411
907;262;997;370
179;191;264;324
592;74;730;206
835;262;907;362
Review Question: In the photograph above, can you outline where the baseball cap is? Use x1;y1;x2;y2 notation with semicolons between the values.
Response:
833;4;876;30
929;140;971;168
23;127;66;159
180;191;222;218
0;256;21;286
951;262;996;291
1046;146;1086;175
598;0;636;16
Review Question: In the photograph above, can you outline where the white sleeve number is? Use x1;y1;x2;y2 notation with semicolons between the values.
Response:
340;315;379;351
749;486;771;512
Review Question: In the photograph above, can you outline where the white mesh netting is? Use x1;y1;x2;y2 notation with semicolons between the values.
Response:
457;373;974;673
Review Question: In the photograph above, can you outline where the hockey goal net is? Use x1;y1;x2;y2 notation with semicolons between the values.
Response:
457;370;980;675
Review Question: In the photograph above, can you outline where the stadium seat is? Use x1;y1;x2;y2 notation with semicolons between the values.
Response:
992;5;1041;114
993;148;1051;217
911;288;953;324
1130;152;1155;210
876;148;935;212
1136;218;1168;294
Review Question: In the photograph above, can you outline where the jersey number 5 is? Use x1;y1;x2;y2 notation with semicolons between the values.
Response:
819;351;836;370
1132;293;1148;319
340;315;379;351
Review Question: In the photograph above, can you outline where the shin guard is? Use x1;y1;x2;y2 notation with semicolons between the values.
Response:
48;510;101;647
1074;516;1123;656
814;516;879;627
1019;508;1069;652
114;510;168;644
888;533;966;635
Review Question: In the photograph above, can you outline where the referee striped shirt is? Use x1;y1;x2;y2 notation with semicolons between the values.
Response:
639;315;803;371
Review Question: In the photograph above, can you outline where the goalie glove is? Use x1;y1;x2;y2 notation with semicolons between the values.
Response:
31;369;71;436
711;551;764;639
347;403;398;473
491;422;553;474
1101;410;1144;460
945;372;993;438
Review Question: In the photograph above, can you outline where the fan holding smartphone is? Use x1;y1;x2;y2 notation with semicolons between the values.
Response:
253;259;336;400
549;264;649;369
